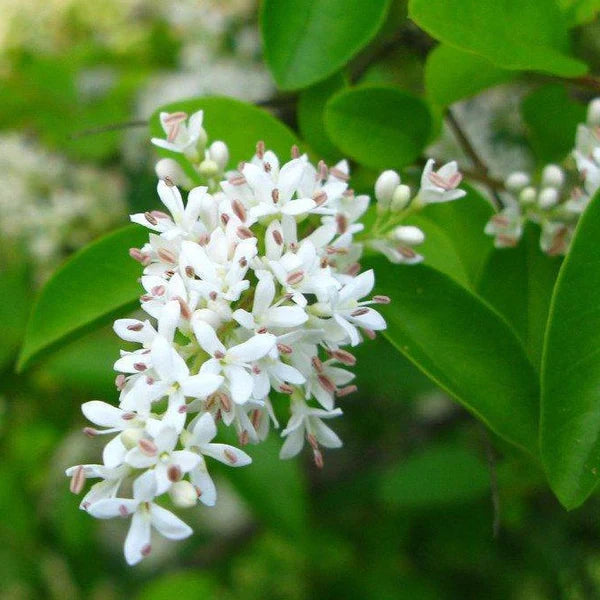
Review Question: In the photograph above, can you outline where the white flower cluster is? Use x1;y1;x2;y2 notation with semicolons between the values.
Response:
0;133;126;281
485;97;600;256
67;110;389;565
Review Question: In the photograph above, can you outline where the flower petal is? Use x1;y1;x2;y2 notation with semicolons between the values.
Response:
150;504;193;540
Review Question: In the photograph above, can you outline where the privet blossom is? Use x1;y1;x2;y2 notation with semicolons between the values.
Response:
66;109;467;565
485;97;600;255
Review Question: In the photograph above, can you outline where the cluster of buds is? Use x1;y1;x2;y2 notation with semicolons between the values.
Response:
368;159;466;263
67;111;391;564
485;97;600;256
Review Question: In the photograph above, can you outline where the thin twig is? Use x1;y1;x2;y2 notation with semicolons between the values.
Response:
445;108;503;208
68;119;148;140
481;429;501;538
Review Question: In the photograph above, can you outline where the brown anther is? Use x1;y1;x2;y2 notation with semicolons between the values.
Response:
141;544;152;557
178;404;188;414
286;270;304;285
239;429;249;446
157;248;176;264
119;504;129;517
229;175;247;186
167;465;182;482
313;190;327;206
313;448;324;469
138;438;157;456
398;246;417;259
320;257;329;268
346;263;361;277
144;211;158;226
209;291;218;301
121;412;136;421
151;210;169;220
163;111;188;125
264;161;272;173
373;295;391;304
252;364;262;375
271;188;280;203
198;233;210;246
317;374;337;394
146;376;155;385
364;328;376;340
311;356;324;372
289;241;299;252
291;144;300;158
279;383;294;394
220;393;232;413
70;466;86;494
214;350;225;360
272;228;283;245
185;266;195;278
251;409;261;430
83;427;98;437
221;214;230;227
256;326;268;334
351;307;369;317
307;433;319;450
195;486;203;498
232;199;247;222
318;160;328;180
330;166;349;181
82;501;91;510
175;296;192;320
343;188;354;197
548;226;569;256
329;349;356;366
337;384;358;397
497;234;518;247
151;285;165;296
239;257;248;268
127;322;144;332
115;374;126;390
237;226;255;239
163;175;175;187
224;449;238;464
133;362;147;372
256;140;265;159
129;248;150;265
335;213;348;234
277;343;293;355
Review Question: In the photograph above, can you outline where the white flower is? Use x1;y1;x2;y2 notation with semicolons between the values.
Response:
88;470;193;565
419;159;466;204
484;208;524;249
151;110;207;162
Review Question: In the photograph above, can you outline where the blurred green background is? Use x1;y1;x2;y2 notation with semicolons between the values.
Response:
3;1;600;598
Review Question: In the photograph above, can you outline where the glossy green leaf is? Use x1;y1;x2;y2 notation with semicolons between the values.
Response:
137;572;219;599
324;86;431;169
371;259;539;454
17;225;147;372
150;96;302;183
522;84;586;163
409;0;588;77
425;44;514;108
379;442;490;507
541;190;600;508
559;0;600;25
478;225;562;371
298;72;346;162
260;0;391;90
409;185;494;289
219;428;308;539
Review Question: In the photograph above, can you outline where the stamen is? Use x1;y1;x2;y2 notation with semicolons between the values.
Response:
335;213;348;234
239;430;249;446
129;248;150;265
121;412;136;421
337;384;358;397
214;350;225;359
127;322;144;332
138;439;157;456
232;199;247;222
277;343;293;354
286;270;304;285
141;544;152;557
167;465;182;482
264;162;272;173
313;448;324;469
291;144;300;158
174;296;192;320
224;449;238;464
330;166;349;181
185;266;196;278
311;356;324;372
157;248;176;264
237;226;255;239
69;466;86;494
83;427;98;437
228;175;247;186
279;383;294;394
272;229;283;245
346;263;361;277
329;349;356;366
256;140;265;159
351;308;369;317
151;285;165;296
251;409;261;430
119;504;129;517
209;291;218;301
115;374;126;390
397;246;416;259
313;190;327;206
163;176;175;187
317;374;337;394
271;188;280;203
133;362;147;372
144;211;158;226
373;295;391;304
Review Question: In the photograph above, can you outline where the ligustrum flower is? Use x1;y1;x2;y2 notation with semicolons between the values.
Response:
67;124;390;564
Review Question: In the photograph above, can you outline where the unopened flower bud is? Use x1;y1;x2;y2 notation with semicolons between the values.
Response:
505;171;530;192
375;170;400;209
519;186;537;206
155;159;192;189
538;187;559;210
391;184;411;211
541;164;565;189
393;225;425;245
198;159;219;178
121;428;143;449
170;480;198;508
588;98;600;126
209;141;229;171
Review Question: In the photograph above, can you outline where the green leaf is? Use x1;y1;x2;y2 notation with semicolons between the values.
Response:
150;96;302;182
324;86;431;169
541;190;600;508
559;0;600;25
137;572;219;600
17;225;147;372
379;442;490;507
298;72;346;162
260;0;391;90
371;259;539;454
425;44;514;108
522;84;586;164
409;0;588;78
408;185;494;289
219;428;308;539
0;261;31;371
478;225;562;371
